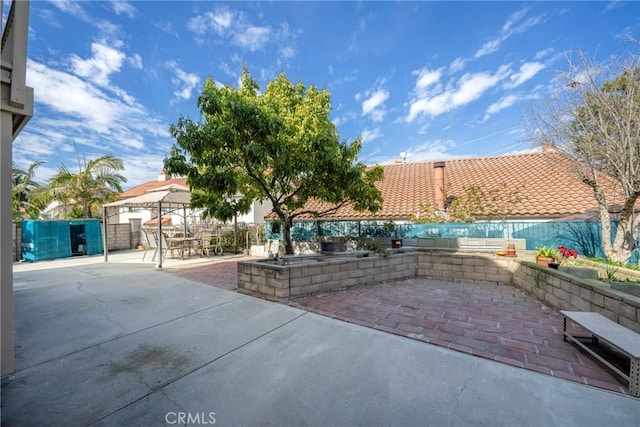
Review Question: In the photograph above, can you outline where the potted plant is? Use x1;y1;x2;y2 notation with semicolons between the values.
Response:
320;240;336;253
534;246;558;267
384;221;402;248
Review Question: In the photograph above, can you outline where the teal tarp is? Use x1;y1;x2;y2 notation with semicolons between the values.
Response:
22;219;103;262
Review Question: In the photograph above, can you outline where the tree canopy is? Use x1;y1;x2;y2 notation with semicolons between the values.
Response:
165;68;383;254
43;154;127;219
409;185;523;223
12;161;44;220
527;50;640;263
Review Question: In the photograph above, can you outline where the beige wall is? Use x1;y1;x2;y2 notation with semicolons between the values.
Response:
106;223;132;250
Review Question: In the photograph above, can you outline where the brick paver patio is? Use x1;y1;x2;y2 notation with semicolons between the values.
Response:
169;259;631;396
167;256;250;291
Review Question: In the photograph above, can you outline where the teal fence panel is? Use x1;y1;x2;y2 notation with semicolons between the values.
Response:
22;219;103;262
266;219;639;264
83;219;103;255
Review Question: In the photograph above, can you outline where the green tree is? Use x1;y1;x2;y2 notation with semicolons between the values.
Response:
12;161;44;220
43;154;127;218
527;51;640;263
165;68;384;255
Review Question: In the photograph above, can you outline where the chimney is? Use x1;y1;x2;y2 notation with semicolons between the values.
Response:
158;170;170;182
433;161;445;210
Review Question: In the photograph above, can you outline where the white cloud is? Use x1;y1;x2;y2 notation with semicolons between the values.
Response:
209;9;235;34
476;39;502;58
122;154;172;187
332;111;357;127
453;65;510;105
380;139;457;164
49;0;89;20
187;9;235;36
69;40;125;87
96;21;120;37
234;26;271;51
37;9;63;28
475;7;544;58
534;48;554;60
347;13;376;53
502;7;528;33
26;59;170;155
483;95;518;122
166;60;201;102
449;57;466;73
360;128;382;144
413;67;443;96
30;60;119;132
361;89;389;122
154;21;180;38
279;46;296;59
187;8;295;62
129;53;143;69
50;0;124;38
504;61;545;89
109;1;136;18
406;65;511;122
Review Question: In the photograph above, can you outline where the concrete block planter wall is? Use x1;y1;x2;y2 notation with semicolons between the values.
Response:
557;266;599;280
237;246;640;333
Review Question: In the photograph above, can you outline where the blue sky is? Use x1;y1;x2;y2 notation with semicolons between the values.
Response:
8;1;639;188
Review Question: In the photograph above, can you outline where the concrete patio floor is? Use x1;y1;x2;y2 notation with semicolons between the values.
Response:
2;255;639;426
171;258;633;396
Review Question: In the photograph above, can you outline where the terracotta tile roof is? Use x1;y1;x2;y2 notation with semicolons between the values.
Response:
143;216;172;226
119;177;187;199
289;151;631;221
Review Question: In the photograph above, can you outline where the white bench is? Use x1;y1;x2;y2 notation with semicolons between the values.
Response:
561;311;640;397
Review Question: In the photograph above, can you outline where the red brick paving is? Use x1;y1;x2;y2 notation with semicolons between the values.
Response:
166;257;252;291
168;260;631;397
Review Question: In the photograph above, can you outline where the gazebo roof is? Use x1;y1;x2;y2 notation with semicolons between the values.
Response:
103;188;191;209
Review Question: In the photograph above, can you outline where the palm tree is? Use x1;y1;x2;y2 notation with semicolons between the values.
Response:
44;154;127;218
12;161;44;220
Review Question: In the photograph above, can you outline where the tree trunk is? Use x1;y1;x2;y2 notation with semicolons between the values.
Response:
282;216;294;255
590;178;639;264
606;215;638;263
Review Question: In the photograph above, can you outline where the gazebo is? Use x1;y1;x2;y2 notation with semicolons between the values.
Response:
102;184;192;268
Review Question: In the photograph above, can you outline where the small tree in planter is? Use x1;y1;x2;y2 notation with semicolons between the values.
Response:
384;221;403;248
165;68;383;256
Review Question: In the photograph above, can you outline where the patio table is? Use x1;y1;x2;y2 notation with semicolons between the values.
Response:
166;237;200;259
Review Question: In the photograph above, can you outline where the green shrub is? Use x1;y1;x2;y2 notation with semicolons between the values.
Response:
588;257;639;271
534;246;558;258
364;239;388;257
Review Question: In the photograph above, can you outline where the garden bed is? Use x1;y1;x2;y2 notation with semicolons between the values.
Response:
238;249;640;334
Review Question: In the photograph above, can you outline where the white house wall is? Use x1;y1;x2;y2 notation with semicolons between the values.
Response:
237;200;271;224
116;200;270;228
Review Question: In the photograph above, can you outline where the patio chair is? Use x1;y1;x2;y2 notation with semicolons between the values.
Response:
142;230;172;262
190;229;203;256
201;230;223;256
159;232;183;259
141;230;157;261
